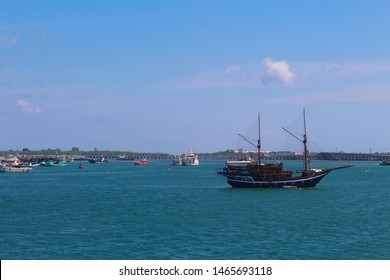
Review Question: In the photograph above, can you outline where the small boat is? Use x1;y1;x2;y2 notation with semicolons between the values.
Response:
1;156;33;172
27;162;40;168
379;160;390;166
134;159;148;165
5;156;22;166
88;157;108;164
172;155;183;166
0;164;31;173
54;160;67;167
40;159;67;167
218;111;352;188
40;160;53;166
116;155;135;161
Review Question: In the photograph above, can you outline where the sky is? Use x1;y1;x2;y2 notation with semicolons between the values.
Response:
1;0;390;154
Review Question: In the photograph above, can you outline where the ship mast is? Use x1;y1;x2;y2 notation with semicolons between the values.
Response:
257;113;261;165
282;109;311;174
302;109;311;173
237;113;262;165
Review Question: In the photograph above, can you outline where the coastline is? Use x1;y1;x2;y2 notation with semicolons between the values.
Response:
1;149;390;162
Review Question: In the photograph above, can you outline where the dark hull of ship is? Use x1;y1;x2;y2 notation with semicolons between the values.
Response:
226;171;330;189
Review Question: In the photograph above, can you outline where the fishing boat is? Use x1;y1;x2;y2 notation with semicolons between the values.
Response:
26;162;40;168
218;111;352;188
1;156;32;172
5;156;22;166
116;155;134;161
0;164;32;173
88;157;108;164
40;159;67;167
134;159;148;165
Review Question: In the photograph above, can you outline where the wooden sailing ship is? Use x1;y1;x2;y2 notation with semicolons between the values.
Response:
219;110;352;188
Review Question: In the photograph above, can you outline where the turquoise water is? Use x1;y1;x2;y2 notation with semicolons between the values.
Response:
1;160;389;260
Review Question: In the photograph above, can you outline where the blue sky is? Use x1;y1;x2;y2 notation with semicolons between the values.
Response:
1;0;390;154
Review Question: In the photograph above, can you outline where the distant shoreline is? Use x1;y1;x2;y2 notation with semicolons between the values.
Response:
1;150;390;162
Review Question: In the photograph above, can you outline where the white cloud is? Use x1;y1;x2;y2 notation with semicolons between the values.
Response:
261;57;295;87
224;65;247;76
0;33;19;47
17;99;41;113
158;59;390;94
157;58;298;91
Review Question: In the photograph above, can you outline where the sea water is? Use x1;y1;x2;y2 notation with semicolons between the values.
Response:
0;160;389;260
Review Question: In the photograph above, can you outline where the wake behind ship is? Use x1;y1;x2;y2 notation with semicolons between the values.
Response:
218;111;352;188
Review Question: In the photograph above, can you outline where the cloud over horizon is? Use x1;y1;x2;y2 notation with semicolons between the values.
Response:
261;57;295;87
224;65;247;76
0;32;19;47
17;99;42;113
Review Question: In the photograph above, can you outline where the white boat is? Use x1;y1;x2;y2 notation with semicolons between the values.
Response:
172;149;200;166
5;156;22;166
1;156;32;172
182;149;199;166
0;164;32;173
172;155;183;166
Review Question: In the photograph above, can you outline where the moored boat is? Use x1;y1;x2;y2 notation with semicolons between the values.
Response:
5;156;22;166
116;155;134;161
0;164;32;173
134;159;148;165
40;159;67;167
88;157;108;164
1;156;33;172
26;162;40;168
219;111;352;188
